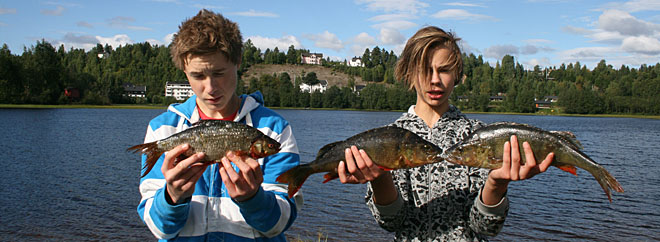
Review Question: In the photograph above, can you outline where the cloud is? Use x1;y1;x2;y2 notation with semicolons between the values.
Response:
621;36;660;55
304;31;344;51
231;9;278;18
77;21;93;28
368;13;415;22
379;28;405;45
444;2;485;7
41;6;64;16
58;33;133;50
520;45;555;55
247;35;302;51
431;9;498;21
356;0;429;14
108;16;152;31
484;44;519;60
524;39;553;45
371;20;417;30
525;57;552;69
559;47;616;65
599;0;660;13
0;8;16;14
598;9;659;36
145;33;176;46
350;32;377;56
562;26;594;35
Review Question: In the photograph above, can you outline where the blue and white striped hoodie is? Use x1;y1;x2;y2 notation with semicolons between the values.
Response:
137;91;302;241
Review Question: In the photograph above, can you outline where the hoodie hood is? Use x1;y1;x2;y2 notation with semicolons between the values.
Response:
166;91;265;125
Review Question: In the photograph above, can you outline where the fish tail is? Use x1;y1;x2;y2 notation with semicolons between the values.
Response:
127;142;163;178
276;164;314;198
593;167;624;203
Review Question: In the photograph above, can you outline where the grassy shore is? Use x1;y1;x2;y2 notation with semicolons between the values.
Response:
1;103;659;119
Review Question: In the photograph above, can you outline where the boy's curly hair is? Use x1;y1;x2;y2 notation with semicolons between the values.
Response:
170;9;243;70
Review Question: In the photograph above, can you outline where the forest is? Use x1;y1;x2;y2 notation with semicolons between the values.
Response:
1;39;659;115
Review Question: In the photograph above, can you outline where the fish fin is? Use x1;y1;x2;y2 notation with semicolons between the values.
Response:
276;164;314;198
377;165;393;171
127;141;163;178
593;167;624;203
550;131;584;150
316;141;343;159
322;172;339;183
556;165;578;176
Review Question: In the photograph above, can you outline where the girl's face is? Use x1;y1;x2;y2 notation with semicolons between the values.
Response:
413;48;456;114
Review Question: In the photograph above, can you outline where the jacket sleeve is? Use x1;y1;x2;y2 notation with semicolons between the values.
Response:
467;167;509;236
235;123;300;237
365;169;410;232
136;123;191;240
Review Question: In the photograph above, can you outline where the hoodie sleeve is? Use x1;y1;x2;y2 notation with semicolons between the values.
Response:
136;117;192;240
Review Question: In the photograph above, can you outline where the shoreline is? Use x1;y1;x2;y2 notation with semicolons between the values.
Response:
1;104;659;120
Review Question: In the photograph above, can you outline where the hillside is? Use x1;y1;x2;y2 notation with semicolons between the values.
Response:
241;64;365;88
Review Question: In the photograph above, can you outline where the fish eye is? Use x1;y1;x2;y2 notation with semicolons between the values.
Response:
268;144;274;148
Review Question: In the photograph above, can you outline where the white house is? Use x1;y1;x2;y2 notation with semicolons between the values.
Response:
348;57;363;67
299;80;328;93
165;81;195;100
301;53;323;65
123;83;146;98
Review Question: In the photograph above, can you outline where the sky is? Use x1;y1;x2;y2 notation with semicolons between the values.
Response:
1;0;660;70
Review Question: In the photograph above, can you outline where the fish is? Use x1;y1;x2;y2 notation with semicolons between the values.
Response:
276;126;444;198
444;122;624;202
128;120;281;177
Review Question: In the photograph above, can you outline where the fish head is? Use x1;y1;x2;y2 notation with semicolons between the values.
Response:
250;136;281;158
409;141;445;165
445;141;495;168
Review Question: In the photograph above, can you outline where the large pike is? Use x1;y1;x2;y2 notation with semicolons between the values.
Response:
276;126;444;198
444;122;624;202
128;120;281;177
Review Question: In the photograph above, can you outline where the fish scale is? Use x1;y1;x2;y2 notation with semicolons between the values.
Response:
128;120;281;177
444;122;624;202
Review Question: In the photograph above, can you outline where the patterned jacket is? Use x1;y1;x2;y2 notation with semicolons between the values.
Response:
137;92;301;241
366;105;508;242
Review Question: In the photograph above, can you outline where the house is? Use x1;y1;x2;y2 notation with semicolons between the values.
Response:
299;80;328;93
123;83;146;98
353;84;366;93
489;95;504;102
301;53;323;65
64;87;80;100
165;81;195;100
348;57;363;67
544;96;558;102
535;100;552;109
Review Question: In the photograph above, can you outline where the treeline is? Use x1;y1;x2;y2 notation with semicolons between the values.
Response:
1;40;659;114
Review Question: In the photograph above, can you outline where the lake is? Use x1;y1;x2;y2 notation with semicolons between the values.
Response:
0;108;658;241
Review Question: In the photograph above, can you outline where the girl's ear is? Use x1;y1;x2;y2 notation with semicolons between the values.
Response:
456;74;466;86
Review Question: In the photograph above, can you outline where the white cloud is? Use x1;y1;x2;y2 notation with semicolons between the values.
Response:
562;25;594;35
0;8;16;14
599;0;660;13
41;6;64;16
58;33;133;50
371;20;417;30
524;39;554;44
431;9;498;21
97;34;133;48
145;33;175;46
350;32;377;56
598;9;659;36
304;31;344;51
247;35;302;51
526;57;552;69
621;36;660;55
484;44;519;60
356;0;429;15
444;2;485;7
379;28;405;45
231;9;278;18
368;13;415;22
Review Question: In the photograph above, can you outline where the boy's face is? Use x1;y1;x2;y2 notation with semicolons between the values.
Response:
414;48;456;114
184;51;239;118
